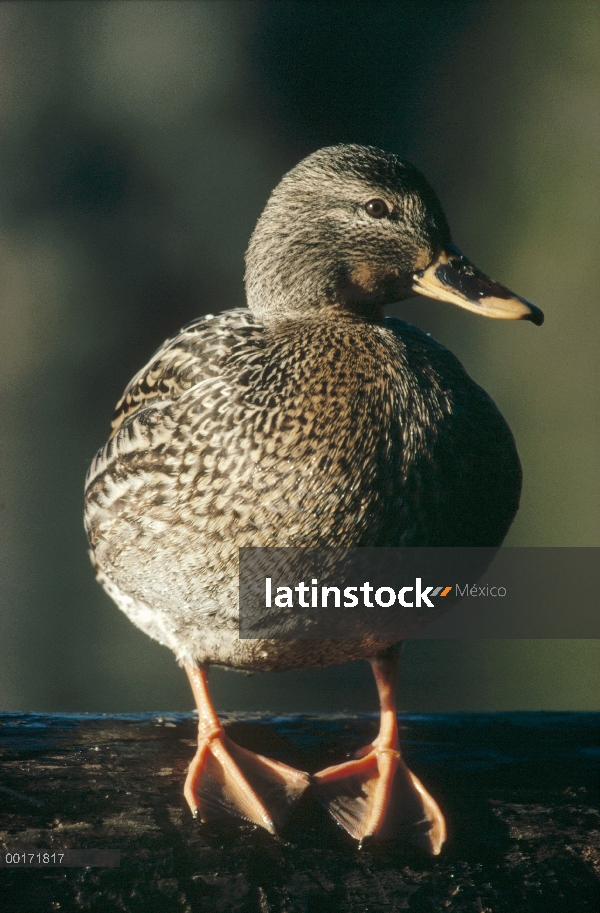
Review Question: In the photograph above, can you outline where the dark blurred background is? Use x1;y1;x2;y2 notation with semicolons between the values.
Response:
0;1;598;713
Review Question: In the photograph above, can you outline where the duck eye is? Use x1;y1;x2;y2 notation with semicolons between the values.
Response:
365;198;389;219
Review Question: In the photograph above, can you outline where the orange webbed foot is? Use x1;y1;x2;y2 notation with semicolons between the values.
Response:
313;646;446;854
184;665;309;834
184;727;310;834
313;740;446;853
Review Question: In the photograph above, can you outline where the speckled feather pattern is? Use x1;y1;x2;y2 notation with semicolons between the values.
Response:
84;308;520;671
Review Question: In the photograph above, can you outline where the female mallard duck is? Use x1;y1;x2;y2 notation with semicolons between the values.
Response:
84;145;543;854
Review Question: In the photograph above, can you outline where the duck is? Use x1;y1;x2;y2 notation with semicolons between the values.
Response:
84;144;543;855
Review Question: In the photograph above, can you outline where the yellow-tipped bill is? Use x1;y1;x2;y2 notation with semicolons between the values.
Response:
412;245;544;325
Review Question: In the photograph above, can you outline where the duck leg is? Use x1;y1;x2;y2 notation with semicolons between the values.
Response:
183;664;310;834
312;644;446;853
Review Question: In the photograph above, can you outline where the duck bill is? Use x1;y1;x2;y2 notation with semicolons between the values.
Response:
411;246;544;325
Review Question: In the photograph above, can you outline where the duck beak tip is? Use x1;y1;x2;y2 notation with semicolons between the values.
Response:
521;302;544;326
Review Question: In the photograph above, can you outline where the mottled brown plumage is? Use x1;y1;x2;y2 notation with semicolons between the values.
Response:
84;145;542;850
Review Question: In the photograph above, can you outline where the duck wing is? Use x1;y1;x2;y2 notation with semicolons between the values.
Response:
84;306;263;556
109;308;259;437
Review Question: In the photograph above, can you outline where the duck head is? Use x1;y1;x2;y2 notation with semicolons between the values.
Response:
245;144;543;326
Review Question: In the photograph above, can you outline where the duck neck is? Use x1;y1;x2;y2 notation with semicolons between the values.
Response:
331;300;386;324
244;262;341;325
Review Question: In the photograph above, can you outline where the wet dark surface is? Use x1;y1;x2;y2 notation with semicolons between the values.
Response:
0;712;598;912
